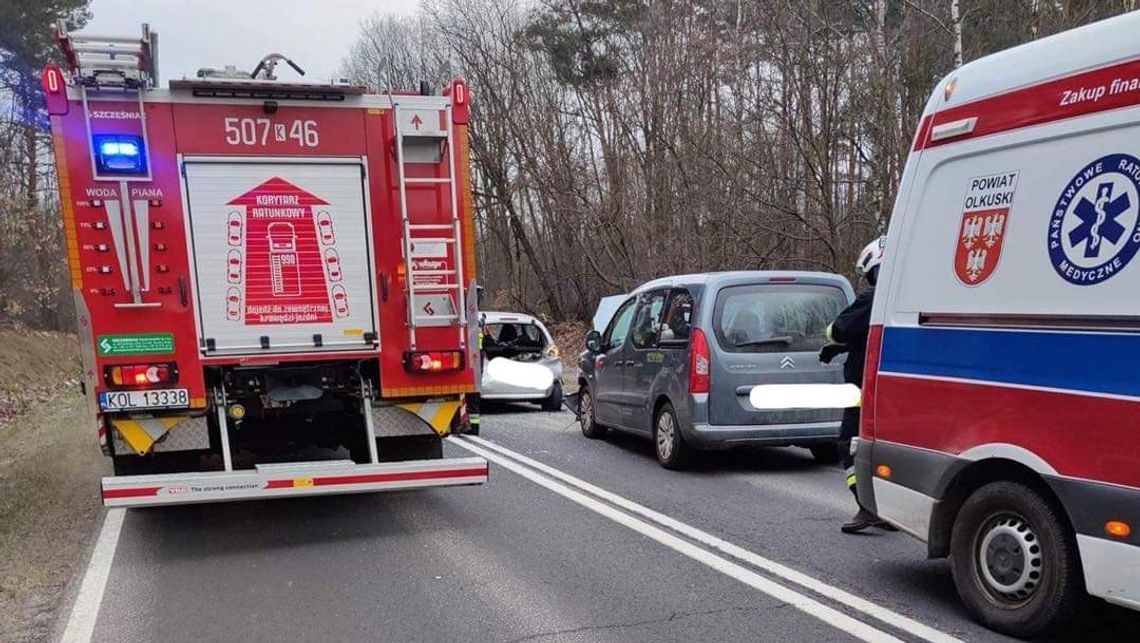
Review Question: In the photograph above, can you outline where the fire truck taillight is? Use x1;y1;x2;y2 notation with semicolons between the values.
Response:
104;363;179;388
404;351;465;374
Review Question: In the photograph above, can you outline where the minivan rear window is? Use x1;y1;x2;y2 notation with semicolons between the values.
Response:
712;284;847;353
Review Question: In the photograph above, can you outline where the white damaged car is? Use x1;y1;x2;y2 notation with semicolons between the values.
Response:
479;312;564;411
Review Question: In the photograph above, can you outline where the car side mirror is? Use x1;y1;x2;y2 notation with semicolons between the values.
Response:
586;330;603;354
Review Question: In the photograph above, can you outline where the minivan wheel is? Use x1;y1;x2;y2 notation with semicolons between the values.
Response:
950;481;1082;638
579;387;607;439
654;402;690;469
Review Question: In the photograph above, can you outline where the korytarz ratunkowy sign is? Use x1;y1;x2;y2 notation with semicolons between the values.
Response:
224;176;348;325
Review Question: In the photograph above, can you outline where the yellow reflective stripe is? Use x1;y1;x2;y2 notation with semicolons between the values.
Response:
382;385;476;397
112;416;192;456
826;323;835;343
846;474;857;488
429;401;460;432
112;420;155;456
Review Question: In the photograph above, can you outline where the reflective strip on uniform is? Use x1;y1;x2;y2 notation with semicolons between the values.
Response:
845;465;857;489
469;415;480;426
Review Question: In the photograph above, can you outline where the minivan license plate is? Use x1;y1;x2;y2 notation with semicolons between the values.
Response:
99;388;189;411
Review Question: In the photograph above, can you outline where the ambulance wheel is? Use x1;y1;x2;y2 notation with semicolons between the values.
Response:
376;434;443;463
540;382;564;412
950;481;1082;638
578;387;607;439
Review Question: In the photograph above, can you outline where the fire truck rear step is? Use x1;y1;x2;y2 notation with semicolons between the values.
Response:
101;456;489;507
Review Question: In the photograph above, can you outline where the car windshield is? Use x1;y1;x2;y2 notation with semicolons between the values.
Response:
713;283;847;353
484;322;547;352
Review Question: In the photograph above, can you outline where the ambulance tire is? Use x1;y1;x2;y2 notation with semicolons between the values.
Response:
578;386;607;439
375;434;444;463
950;481;1082;638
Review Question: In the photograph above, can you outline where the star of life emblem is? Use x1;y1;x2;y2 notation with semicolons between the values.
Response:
1048;154;1140;286
955;171;1018;286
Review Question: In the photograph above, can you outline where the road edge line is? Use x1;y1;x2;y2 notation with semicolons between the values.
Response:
460;434;962;643
59;508;125;643
450;437;902;643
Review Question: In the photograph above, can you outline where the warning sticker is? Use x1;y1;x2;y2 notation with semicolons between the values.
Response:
954;171;1018;286
98;333;175;356
226;177;337;325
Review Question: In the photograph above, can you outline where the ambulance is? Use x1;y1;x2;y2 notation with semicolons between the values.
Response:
44;22;487;507
856;12;1140;637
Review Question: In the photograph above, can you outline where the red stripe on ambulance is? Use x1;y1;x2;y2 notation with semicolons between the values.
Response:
874;373;1140;489
918;57;1140;150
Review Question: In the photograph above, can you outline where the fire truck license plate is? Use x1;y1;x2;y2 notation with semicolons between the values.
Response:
99;389;190;411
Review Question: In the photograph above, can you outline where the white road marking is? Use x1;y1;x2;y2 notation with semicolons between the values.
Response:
451;437;903;643
458;434;963;643
60;508;126;643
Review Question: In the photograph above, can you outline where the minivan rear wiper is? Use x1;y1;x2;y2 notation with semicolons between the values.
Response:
735;335;793;347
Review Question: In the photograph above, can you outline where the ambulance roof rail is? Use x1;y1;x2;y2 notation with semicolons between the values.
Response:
54;19;158;90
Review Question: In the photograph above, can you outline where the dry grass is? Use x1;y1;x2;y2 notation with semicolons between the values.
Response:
0;328;81;429
0;390;105;642
0;329;104;642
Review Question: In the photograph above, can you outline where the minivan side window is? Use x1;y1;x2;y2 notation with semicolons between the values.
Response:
713;284;848;353
630;290;668;349
659;289;694;343
605;297;638;349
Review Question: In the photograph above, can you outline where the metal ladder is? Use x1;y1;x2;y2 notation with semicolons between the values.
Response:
56;19;157;89
392;100;467;351
57;21;161;309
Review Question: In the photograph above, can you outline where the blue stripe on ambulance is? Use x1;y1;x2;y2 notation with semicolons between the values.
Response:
880;326;1140;399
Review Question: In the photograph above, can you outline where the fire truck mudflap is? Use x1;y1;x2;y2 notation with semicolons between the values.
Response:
102;457;489;508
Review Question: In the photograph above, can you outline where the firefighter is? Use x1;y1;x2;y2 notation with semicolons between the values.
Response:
821;236;896;534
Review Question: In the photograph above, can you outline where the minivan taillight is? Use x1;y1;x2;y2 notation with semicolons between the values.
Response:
689;328;710;394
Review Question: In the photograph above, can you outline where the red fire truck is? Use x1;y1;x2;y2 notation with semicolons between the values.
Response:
43;22;487;507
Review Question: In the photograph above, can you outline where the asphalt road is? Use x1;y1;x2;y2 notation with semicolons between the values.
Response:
81;404;1139;642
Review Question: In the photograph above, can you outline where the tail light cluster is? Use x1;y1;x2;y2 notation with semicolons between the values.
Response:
860;325;885;440
404;350;465;373
104;363;179;388
689;328;710;394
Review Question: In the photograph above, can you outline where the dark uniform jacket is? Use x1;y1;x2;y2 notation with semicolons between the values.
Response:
830;285;874;386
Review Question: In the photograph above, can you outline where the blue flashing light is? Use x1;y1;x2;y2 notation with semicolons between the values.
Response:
92;134;147;176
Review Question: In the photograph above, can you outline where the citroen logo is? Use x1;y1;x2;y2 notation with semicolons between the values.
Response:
780;356;795;369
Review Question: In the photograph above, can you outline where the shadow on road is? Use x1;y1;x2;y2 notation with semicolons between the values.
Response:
121;490;461;561
596;428;825;475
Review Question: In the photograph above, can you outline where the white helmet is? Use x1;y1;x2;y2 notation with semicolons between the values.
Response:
855;236;886;276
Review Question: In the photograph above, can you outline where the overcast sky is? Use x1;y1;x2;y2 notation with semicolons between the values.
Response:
83;0;419;85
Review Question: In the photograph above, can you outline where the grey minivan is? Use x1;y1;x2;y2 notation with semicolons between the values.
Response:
577;271;855;469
